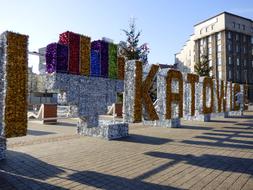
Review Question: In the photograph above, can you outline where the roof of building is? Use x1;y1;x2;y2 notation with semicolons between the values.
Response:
194;11;253;26
158;64;175;69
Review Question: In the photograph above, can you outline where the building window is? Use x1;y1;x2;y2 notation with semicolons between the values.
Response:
236;34;239;41
233;22;236;28
228;32;231;39
228;70;232;79
209;59;212;66
236;71;239;80
200;29;203;34
243;35;246;42
243;47;246;54
244;59;247;67
206;27;208;32
208;47;212;55
208;36;212;43
217;44;222;52
251;36;253;44
200;48;203;55
237;23;240;29
228;56;232;65
200;39;204;45
217;32;221;40
218;57;222;65
237;58;240;65
218;71;222;79
211;25;214;30
200;38;206;47
242;25;245;30
228;43;232;51
244;70;247;82
236;45;239;53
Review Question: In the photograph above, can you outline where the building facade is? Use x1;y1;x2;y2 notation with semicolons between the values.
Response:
175;12;253;102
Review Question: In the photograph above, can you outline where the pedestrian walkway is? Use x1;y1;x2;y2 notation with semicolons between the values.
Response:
0;113;253;190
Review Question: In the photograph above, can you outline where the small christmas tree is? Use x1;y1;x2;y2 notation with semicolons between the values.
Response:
119;19;150;65
194;55;213;77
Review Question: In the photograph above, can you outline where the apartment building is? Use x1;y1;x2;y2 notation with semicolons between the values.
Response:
175;12;253;102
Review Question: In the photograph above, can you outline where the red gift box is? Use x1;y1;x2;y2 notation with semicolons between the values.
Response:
59;31;80;75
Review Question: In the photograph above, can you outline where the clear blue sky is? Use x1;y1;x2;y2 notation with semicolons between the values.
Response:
1;0;253;73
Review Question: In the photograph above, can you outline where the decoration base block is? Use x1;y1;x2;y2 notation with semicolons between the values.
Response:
143;118;181;128
224;111;243;118
184;114;211;122
77;120;128;140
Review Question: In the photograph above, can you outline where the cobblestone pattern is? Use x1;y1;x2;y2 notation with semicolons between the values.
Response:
1;112;253;190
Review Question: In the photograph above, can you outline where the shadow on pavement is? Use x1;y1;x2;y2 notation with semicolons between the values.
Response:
180;125;213;131
0;171;67;190
226;115;253;119
194;135;253;145
223;126;253;130
0;150;64;189
115;134;172;145
27;129;57;136
68;170;181;190
209;120;237;124
202;132;253;138
182;120;253;149
145;151;253;175
181;139;253;149
235;122;253;127
212;129;253;134
57;121;77;127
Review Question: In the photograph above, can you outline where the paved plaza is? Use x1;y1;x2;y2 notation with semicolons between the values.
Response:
0;113;253;190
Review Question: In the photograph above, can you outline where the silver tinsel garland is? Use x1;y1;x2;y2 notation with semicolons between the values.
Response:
123;60;245;126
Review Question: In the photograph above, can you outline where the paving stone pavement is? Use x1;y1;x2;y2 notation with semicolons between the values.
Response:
0;113;253;190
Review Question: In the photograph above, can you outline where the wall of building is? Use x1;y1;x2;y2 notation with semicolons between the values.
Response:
194;13;225;40
225;13;253;35
176;12;253;102
175;35;195;73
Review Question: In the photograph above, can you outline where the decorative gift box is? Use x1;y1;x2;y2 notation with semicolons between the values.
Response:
46;43;68;73
59;31;80;75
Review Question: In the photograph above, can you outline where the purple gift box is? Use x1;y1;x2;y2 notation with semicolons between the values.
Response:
46;43;68;73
